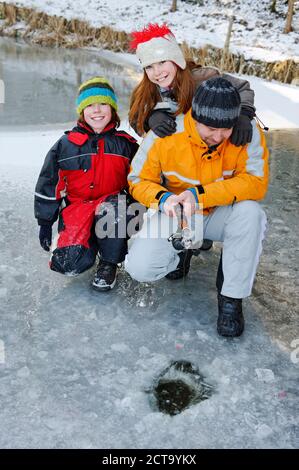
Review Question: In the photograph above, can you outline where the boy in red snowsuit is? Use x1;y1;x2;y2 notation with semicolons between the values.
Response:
34;77;138;291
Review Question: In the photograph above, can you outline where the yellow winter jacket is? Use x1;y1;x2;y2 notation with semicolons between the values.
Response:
128;110;269;214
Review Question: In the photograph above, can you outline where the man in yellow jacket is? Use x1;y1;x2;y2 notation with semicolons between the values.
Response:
126;77;268;337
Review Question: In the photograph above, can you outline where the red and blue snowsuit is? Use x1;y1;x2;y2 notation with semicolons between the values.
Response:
34;121;138;275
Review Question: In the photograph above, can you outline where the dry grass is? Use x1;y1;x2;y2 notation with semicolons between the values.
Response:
2;3;16;25
183;42;299;84
0;2;298;84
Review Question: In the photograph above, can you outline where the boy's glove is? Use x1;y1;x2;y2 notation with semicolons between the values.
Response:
39;225;52;251
148;109;176;138
230;114;253;147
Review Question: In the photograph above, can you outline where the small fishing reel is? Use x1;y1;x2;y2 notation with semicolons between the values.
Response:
168;227;193;250
168;204;193;251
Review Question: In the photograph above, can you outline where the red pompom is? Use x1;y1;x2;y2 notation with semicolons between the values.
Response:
129;23;173;50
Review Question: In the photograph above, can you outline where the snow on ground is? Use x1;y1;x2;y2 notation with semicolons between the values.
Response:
12;0;299;62
241;75;299;129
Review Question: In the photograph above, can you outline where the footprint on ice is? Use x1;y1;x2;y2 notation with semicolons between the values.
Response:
148;360;213;416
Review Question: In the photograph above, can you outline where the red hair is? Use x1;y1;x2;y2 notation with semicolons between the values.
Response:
129;61;195;136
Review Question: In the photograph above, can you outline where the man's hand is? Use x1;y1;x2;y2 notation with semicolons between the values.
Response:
162;194;181;217
176;190;197;218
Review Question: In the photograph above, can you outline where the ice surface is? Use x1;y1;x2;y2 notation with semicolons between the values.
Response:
0;38;136;126
255;368;275;383
0;131;298;449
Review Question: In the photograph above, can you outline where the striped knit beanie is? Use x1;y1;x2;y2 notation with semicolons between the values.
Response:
192;77;241;128
76;77;117;115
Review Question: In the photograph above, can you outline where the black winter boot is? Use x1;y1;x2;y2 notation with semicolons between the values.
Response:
92;260;117;291
201;239;213;251
217;294;244;337
166;250;193;280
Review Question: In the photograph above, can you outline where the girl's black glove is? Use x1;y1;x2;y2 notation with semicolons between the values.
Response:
148;109;176;138
39;225;52;251
230;105;255;147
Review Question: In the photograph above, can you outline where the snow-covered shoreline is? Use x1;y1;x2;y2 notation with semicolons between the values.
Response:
11;0;299;63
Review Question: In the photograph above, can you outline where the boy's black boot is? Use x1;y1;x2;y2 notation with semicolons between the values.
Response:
201;239;213;251
166;250;193;280
92;260;117;291
217;294;244;337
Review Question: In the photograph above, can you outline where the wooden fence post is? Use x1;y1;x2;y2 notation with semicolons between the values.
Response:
220;15;234;71
170;0;177;13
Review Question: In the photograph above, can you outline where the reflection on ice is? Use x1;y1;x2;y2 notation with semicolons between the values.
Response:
0;37;137;125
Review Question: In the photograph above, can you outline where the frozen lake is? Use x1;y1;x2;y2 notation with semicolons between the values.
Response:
0;37;138;125
0;38;298;449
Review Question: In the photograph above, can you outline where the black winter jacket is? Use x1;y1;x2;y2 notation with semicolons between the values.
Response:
34;122;138;226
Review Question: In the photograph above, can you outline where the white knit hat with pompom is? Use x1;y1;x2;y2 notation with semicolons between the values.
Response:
130;23;186;70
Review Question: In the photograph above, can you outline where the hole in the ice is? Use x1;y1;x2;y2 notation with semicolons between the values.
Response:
148;360;213;416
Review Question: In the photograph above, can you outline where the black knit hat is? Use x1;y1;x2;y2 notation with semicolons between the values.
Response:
192;77;241;128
